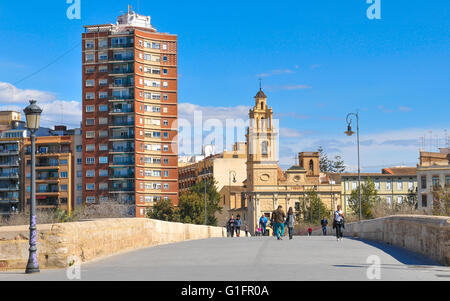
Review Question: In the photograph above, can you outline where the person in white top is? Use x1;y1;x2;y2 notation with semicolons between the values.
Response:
334;205;345;241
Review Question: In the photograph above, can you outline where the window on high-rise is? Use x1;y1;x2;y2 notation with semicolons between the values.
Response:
99;65;108;72
86;170;95;177
163;94;168;101
86;184;95;191
99;157;108;164
86;131;95;139
85;41;94;49
86;54;94;62
98;52;108;61
99;105;108;112
163;56;168;62
99;39;108;48
86;105;95;112
86;144;95;152
86;93;94;100
86;80;95;87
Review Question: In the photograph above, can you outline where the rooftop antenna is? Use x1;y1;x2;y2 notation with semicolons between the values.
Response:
428;130;432;151
445;129;449;148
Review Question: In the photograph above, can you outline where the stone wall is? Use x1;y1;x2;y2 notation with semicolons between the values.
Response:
315;215;449;266
0;218;226;270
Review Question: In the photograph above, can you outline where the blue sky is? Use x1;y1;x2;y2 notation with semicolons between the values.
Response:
0;0;449;171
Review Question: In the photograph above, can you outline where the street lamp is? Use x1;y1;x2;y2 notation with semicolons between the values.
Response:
23;100;42;274
314;185;319;223
229;170;236;209
345;112;361;221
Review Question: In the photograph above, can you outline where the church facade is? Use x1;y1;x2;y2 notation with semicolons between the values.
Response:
243;89;342;234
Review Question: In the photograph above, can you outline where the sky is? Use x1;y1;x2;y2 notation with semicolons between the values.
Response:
0;0;449;172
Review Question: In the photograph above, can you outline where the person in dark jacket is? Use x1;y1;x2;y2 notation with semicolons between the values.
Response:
235;215;242;237
227;215;236;237
321;217;329;235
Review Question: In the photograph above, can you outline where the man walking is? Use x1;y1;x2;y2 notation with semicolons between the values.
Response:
235;215;242;237
333;205;345;241
259;214;268;235
274;205;286;240
321;216;328;236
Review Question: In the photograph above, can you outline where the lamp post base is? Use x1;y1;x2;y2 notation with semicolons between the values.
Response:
25;267;40;274
25;255;40;274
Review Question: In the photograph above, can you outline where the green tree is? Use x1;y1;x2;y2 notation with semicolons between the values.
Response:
148;198;180;222
348;178;381;219
297;189;330;224
432;187;450;216
318;146;346;173
178;178;223;226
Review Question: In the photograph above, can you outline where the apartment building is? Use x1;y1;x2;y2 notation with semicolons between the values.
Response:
0;139;22;216
23;133;74;214
417;148;450;211
340;167;417;214
82;9;178;217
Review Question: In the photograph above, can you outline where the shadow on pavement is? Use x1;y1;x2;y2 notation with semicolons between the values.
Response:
346;237;442;266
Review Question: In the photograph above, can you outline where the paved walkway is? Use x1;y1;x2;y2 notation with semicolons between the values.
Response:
1;236;449;281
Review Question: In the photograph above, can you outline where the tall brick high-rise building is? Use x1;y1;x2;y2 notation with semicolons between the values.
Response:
82;9;178;217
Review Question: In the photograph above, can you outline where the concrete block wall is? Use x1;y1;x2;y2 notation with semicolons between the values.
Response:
0;218;226;270
322;215;449;266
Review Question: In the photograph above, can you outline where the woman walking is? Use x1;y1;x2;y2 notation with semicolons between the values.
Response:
333;205;345;241
285;207;295;240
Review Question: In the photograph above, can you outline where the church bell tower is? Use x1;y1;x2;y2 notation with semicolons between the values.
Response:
246;88;279;190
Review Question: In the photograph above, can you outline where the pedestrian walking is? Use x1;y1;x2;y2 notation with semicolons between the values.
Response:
244;223;249;237
273;205;286;240
285;207;295;240
235;215;242;237
333;205;345;241
321;216;329;236
227;215;236;237
308;227;312;236
259;214;268;235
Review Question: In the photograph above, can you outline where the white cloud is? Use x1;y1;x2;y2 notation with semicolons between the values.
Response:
398;106;413;112
0;82;55;104
179;102;250;123
0;82;81;128
278;128;448;172
257;69;294;78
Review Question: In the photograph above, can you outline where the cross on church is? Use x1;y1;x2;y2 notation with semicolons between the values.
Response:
259;78;262;90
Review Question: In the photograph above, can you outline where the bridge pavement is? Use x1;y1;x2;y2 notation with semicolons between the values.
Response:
1;236;449;281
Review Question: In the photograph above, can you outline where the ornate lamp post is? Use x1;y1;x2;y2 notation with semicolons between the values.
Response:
228;170;236;214
345;112;361;221
24;100;42;274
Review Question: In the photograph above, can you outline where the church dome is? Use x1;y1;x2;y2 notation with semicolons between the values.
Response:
255;89;267;98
